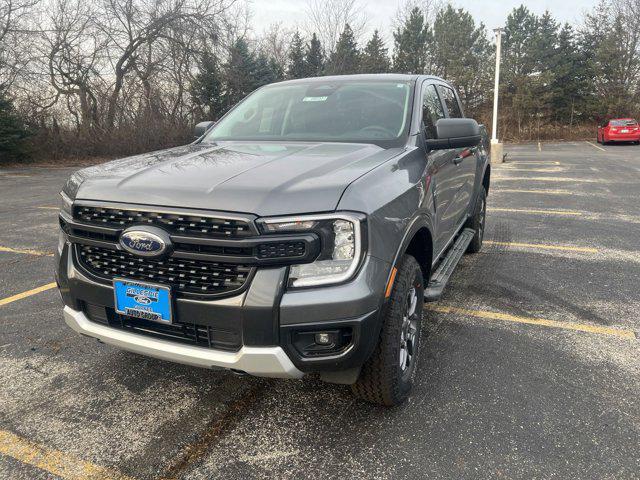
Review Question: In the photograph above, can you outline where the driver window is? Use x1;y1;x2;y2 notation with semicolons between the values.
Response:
422;84;445;139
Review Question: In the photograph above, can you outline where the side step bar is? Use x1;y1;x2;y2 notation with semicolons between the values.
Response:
424;228;475;302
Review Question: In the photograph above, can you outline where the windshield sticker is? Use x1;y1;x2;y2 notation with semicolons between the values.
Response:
302;96;328;102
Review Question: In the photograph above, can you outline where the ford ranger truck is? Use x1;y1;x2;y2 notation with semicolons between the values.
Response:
56;75;490;406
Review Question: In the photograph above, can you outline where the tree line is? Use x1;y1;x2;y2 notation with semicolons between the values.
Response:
0;0;638;162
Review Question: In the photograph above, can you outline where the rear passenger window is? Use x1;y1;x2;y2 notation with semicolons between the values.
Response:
422;84;445;139
439;86;463;118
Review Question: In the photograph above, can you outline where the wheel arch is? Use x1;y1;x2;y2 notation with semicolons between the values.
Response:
482;163;491;194
388;216;434;286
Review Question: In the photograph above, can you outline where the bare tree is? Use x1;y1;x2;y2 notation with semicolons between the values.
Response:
305;0;367;53
259;22;294;68
96;0;234;130
43;0;105;130
0;0;40;90
611;0;640;91
392;0;443;30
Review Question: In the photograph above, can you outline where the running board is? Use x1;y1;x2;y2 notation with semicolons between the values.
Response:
424;228;475;302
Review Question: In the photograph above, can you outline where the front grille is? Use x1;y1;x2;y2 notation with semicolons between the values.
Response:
84;303;241;351
74;205;252;238
77;245;252;295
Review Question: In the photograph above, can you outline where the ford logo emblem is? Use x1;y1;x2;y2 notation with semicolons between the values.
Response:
133;295;153;305
119;226;172;258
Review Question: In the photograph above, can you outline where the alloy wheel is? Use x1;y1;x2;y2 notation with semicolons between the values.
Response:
399;286;419;374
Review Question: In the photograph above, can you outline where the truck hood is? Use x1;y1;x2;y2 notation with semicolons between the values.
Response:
68;142;402;216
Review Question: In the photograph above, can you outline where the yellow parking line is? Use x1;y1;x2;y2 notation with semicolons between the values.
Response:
424;304;636;340
0;283;57;307
586;141;606;152
484;241;598;253
493;177;599;183
488;207;583;216
37;206;59;210
0;246;53;257
507;161;561;165
498;168;565;173
0;430;135;480
494;189;574;195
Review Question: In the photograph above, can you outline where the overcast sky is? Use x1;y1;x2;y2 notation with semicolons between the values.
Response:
250;0;601;39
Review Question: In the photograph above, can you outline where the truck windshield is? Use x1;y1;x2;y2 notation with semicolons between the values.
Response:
202;80;412;146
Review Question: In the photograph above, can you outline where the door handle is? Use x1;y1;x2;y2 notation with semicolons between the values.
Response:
454;147;476;165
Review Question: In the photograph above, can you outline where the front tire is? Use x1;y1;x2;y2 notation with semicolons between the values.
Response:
466;188;487;253
352;254;424;406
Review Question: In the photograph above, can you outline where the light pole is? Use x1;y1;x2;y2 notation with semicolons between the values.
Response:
491;27;504;164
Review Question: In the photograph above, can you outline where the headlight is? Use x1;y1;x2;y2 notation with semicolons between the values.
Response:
59;191;73;217
260;213;365;287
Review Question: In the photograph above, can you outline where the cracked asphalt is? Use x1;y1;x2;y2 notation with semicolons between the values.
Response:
0;141;638;479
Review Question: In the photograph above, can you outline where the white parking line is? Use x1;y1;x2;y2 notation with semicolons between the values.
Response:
585;141;606;152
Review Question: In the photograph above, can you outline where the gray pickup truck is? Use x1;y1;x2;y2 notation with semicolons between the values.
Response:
56;74;490;406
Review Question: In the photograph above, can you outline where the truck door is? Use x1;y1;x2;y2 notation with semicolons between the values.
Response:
421;83;458;253
438;85;477;228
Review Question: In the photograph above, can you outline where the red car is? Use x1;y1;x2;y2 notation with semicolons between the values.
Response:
597;118;640;144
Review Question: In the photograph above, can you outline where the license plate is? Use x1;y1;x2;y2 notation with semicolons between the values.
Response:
621;129;629;133
114;278;172;323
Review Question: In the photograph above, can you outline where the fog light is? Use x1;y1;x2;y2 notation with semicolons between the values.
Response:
291;328;353;357
315;333;331;345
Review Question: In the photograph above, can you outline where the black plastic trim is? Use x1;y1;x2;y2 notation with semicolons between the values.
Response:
280;310;380;372
72;244;257;301
63;215;321;266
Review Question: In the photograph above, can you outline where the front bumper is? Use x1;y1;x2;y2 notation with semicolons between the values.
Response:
56;237;390;378
63;306;303;378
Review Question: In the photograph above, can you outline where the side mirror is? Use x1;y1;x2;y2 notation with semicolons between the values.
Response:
426;118;482;150
194;121;215;139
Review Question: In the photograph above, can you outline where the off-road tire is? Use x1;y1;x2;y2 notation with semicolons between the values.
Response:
351;254;424;406
466;188;487;254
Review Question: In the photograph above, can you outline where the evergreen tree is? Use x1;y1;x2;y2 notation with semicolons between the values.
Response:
361;30;390;73
431;6;492;113
254;52;283;88
502;5;540;136
0;92;31;161
287;32;306;79
503;6;539;75
393;7;431;74
268;57;286;82
530;11;559;129
533;11;559;69
551;24;593;124
223;38;257;110
581;3;640;118
304;33;324;77
190;51;225;119
326;24;360;75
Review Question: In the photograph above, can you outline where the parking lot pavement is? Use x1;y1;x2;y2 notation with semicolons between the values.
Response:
0;142;638;479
